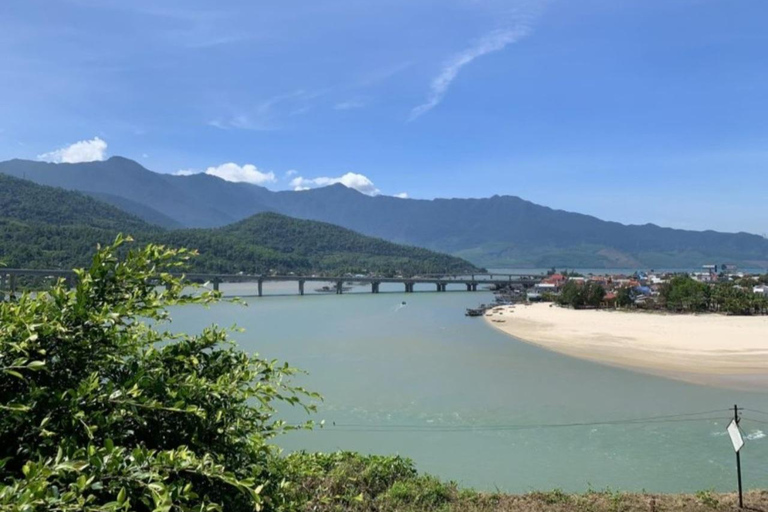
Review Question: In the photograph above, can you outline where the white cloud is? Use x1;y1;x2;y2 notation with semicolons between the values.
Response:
38;137;108;163
174;169;199;176
285;169;298;177
290;172;380;196
409;26;531;121
394;192;409;199
204;162;276;185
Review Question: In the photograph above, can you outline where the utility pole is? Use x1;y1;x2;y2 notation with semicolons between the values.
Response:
735;405;743;509
728;404;744;509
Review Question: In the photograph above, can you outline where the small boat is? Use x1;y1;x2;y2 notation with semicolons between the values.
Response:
401;301;407;305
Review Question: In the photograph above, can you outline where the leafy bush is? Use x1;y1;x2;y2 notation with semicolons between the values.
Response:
0;236;318;511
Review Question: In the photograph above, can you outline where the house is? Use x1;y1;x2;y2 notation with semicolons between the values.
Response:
692;272;716;283
754;285;768;297
534;282;559;295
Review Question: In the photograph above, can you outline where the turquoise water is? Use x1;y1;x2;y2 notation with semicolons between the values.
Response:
168;282;768;493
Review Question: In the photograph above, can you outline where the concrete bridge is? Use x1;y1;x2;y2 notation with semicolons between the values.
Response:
0;269;542;299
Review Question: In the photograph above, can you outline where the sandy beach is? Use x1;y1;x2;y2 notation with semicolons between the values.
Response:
485;303;768;390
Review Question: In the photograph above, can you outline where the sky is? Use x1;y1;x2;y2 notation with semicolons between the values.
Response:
1;0;767;235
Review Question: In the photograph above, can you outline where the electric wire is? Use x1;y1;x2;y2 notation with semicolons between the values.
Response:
317;409;731;433
742;407;768;417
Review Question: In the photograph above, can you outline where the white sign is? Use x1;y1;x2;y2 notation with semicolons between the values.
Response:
727;420;744;453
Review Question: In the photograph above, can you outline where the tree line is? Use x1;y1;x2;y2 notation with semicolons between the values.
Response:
554;276;768;316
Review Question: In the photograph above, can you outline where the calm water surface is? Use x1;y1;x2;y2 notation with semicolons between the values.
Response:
168;281;768;493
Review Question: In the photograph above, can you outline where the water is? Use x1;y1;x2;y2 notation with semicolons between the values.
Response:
167;282;768;493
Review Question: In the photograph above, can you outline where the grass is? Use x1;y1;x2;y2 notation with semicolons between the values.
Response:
272;452;768;511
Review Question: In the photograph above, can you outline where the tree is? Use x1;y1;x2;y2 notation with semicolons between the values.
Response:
661;276;710;312
0;236;318;511
585;282;606;308
615;287;634;308
556;281;606;309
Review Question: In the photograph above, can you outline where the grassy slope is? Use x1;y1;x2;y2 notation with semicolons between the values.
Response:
274;452;765;512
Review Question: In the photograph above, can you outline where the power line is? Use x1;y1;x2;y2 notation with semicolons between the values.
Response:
742;407;768;417
317;409;730;433
741;417;768;426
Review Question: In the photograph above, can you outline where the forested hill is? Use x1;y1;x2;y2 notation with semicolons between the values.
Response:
0;174;478;275
3;157;767;268
0;173;153;232
163;213;477;275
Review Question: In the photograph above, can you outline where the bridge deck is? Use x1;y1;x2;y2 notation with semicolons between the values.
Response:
0;269;542;297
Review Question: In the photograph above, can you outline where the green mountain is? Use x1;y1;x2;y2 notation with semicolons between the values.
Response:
0;174;477;275
2;157;767;268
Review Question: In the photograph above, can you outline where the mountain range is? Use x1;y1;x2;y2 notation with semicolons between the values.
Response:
0;173;476;275
2;157;767;269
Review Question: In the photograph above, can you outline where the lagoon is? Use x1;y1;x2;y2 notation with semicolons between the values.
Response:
168;282;768;493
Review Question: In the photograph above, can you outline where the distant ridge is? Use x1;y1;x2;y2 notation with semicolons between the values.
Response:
0;172;477;275
2;157;767;268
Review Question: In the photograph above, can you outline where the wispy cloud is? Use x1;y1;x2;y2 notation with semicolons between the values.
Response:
209;89;325;130
409;25;532;121
334;98;368;110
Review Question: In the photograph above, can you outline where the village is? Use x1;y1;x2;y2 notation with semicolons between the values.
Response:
522;265;768;312
469;265;768;317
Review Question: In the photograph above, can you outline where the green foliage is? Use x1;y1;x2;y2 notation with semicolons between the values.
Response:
695;489;720;508
266;451;458;512
0;236;318;511
4;157;768;269
660;276;768;315
0;175;477;276
163;213;478;277
615;287;634;308
556;281;606;309
661;276;711;312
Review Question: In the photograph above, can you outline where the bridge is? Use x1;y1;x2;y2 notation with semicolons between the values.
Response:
0;269;542;299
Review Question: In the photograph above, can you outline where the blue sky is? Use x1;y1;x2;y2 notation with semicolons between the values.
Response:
1;0;767;234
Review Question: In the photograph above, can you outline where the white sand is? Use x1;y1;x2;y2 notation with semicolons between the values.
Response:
485;303;768;389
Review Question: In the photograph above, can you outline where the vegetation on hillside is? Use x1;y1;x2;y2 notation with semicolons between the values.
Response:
165;213;476;276
0;174;478;276
3;157;768;268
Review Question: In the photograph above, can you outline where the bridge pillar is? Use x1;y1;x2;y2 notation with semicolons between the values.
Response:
258;278;263;297
9;274;16;296
336;280;344;294
466;283;472;292
299;280;305;296
471;283;478;292
371;282;379;294
213;278;220;292
0;274;5;301
405;282;414;293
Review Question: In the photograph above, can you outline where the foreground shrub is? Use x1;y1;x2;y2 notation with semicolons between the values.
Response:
0;236;317;511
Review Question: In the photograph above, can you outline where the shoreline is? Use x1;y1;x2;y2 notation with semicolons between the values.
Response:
484;303;768;391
